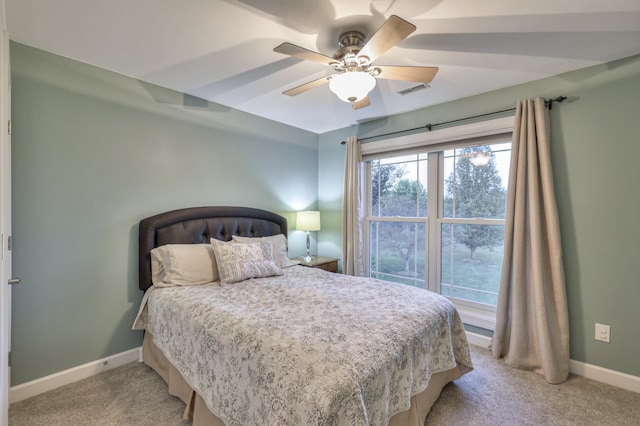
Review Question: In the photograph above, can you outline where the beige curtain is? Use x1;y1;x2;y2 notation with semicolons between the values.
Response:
492;97;570;384
342;136;366;276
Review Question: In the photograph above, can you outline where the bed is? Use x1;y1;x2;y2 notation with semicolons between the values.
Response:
133;206;472;426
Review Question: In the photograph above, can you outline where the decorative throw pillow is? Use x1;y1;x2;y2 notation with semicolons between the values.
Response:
150;244;219;287
210;238;283;284
232;234;298;268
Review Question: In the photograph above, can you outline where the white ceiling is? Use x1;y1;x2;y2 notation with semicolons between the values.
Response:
6;0;640;134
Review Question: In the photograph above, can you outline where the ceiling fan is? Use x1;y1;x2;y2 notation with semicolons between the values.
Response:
273;15;438;111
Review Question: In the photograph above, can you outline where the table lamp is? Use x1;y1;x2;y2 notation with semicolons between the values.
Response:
296;211;321;262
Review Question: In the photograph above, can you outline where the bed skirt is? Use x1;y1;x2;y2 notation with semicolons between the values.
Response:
142;332;462;426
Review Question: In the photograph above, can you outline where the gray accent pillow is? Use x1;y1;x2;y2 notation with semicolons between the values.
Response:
232;234;298;268
210;239;283;284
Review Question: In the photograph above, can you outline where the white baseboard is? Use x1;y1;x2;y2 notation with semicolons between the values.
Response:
465;331;639;394
9;347;142;404
465;331;492;348
570;359;640;394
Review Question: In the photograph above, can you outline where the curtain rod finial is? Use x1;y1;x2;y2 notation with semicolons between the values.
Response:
546;95;567;110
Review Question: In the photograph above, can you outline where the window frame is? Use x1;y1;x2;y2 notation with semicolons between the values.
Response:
361;116;514;330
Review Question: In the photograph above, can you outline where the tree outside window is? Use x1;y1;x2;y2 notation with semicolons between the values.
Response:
445;146;507;260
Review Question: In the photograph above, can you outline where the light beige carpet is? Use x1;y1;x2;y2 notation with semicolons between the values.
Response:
9;345;640;425
426;346;640;425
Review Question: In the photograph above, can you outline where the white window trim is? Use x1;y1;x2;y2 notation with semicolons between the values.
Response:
361;116;515;157
362;116;514;331
456;304;497;330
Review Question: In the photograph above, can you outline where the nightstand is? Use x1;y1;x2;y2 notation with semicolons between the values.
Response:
295;256;339;273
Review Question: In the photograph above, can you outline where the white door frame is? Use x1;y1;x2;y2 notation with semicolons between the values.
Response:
0;0;12;422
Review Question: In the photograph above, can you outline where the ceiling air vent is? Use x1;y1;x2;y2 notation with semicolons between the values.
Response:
398;83;430;95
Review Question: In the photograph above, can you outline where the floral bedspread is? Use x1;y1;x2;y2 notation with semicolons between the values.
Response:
140;266;473;426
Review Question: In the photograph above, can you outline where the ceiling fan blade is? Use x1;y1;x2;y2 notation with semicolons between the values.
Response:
282;75;331;96
357;15;416;63
274;42;338;67
353;96;371;110
374;65;439;83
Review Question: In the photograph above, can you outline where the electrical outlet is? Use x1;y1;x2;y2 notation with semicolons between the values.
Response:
595;323;610;343
102;360;109;369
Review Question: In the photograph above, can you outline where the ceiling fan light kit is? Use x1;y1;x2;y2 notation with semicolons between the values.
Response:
274;15;439;111
329;72;376;104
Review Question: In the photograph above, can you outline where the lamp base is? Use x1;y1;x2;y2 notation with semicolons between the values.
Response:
304;231;313;263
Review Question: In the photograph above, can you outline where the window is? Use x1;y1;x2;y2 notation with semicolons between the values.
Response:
364;121;512;329
369;154;428;287
440;143;511;306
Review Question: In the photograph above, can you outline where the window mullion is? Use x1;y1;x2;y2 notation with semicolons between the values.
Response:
364;163;372;276
426;153;440;293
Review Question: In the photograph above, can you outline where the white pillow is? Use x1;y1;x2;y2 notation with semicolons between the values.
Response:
150;244;218;287
232;234;298;268
210;238;283;284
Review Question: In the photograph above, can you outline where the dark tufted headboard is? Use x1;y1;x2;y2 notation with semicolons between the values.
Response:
138;206;288;291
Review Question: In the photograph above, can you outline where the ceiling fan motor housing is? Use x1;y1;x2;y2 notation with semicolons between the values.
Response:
333;31;371;72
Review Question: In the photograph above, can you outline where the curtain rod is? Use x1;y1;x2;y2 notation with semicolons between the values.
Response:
340;96;567;145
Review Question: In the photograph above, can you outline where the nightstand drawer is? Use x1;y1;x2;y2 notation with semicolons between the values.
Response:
295;256;339;273
314;260;338;273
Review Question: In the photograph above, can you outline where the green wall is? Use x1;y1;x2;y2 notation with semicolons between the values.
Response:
11;39;640;385
10;42;319;385
319;55;640;377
